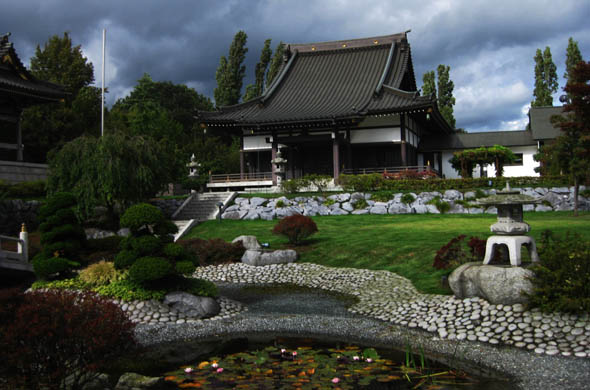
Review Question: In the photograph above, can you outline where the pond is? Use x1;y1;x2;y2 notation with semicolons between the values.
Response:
119;284;517;389
150;336;517;389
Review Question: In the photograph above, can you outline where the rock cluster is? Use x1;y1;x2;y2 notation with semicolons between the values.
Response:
113;295;245;325
221;187;589;220
193;263;590;358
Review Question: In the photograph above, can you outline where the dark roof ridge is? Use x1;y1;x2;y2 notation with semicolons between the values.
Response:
380;84;419;99
296;43;391;57
1;33;32;79
463;129;528;134
288;32;407;53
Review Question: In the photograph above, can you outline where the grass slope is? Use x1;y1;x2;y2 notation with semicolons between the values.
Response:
183;211;590;295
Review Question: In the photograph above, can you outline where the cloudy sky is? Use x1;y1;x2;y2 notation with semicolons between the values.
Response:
2;0;588;131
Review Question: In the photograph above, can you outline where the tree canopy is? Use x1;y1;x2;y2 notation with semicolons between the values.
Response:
20;32;100;162
214;31;248;107
531;47;558;107
537;61;590;215
266;41;285;89
244;39;272;102
47;131;181;219
421;65;455;128
450;145;516;178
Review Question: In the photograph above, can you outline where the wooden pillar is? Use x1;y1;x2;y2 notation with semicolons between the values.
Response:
271;140;277;186
437;152;443;177
400;113;407;167
332;132;340;179
288;147;294;179
345;129;352;171
16;111;23;162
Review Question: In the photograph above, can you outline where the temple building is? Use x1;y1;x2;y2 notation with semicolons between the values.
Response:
198;32;453;187
0;33;66;182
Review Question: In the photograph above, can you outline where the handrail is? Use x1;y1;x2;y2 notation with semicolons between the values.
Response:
342;165;440;175
0;225;29;264
209;172;273;183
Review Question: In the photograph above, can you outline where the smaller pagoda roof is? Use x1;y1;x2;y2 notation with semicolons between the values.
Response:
0;33;67;104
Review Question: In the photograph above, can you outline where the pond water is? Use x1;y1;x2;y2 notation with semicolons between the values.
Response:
120;285;517;389
160;336;517;389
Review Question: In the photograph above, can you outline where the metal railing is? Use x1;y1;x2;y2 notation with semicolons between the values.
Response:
0;224;30;271
342;165;440;176
209;172;273;183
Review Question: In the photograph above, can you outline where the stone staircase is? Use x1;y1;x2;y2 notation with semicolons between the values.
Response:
171;192;236;241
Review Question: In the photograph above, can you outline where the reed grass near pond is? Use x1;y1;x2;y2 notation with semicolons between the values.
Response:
183;212;590;294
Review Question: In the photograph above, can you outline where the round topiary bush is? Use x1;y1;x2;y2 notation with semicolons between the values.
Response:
272;214;318;245
114;250;139;269
175;260;196;275
128;256;172;283
130;235;162;256
120;203;164;234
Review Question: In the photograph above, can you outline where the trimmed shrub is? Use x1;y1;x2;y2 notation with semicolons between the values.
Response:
119;203;164;234
114;249;138;269
93;279;167;301
78;261;120;287
163;242;187;259
427;196;451;214
433;235;487;270
180;238;245;266
128;256;172;283
0;289;135;390
272;214;318;245
175;260;196;275
526;231;590;313
130;235;162;256
33;192;85;279
85;235;123;252
353;198;368;209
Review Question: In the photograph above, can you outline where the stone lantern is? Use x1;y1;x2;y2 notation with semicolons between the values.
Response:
186;154;202;193
271;149;288;185
476;182;541;266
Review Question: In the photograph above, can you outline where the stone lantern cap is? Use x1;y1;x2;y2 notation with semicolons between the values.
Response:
271;150;287;165
475;182;541;206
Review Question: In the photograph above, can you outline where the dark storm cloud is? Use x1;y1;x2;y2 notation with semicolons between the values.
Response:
1;0;588;131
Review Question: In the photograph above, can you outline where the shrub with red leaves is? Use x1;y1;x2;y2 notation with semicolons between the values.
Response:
433;235;487;270
383;169;438;180
180;238;245;266
272;214;318;245
0;289;136;389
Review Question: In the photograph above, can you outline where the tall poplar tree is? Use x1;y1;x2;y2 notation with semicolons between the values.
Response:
421;66;455;128
437;64;456;128
243;39;272;102
421;71;436;97
266;41;285;89
214;31;248;107
531;47;558;107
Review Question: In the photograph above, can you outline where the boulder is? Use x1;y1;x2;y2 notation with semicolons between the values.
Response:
351;192;367;202
163;292;220;319
369;205;387;215
443;189;463;201
275;207;299;218
232;235;261;250
336;193;351;202
223;204;240;212
535;204;553;212
412;204;428;214
115;372;172;390
222;209;248;220
351;209;369;215
448;262;534;305
425;204;440;214
446;203;466;214
250;197;267;207
243;210;260;220
241;249;298;266
341;202;354;212
388;203;411;214
329;207;348;215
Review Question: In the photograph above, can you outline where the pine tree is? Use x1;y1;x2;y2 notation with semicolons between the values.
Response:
214;31;248;107
244;39;272;102
437;64;456;128
532;47;558;107
421;70;436;97
266;41;285;89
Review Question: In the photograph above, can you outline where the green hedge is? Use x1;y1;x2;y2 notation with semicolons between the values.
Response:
337;174;571;193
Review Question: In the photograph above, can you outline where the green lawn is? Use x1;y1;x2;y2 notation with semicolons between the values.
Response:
182;211;590;295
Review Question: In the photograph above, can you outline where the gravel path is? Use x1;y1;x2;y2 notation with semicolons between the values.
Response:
133;263;590;389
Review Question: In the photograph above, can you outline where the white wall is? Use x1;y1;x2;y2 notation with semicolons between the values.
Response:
243;135;272;150
350;128;401;144
441;145;540;179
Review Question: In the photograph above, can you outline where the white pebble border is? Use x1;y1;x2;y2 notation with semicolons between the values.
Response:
190;262;590;359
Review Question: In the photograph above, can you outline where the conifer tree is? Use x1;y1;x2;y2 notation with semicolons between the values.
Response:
532;47;558;107
564;37;583;81
214;31;248;107
244;39;272;102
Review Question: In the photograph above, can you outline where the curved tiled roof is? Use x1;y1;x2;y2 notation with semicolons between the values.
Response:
199;32;450;133
1;33;66;103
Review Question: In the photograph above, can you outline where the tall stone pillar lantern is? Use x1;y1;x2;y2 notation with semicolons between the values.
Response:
271;149;288;187
476;182;541;266
187;154;201;193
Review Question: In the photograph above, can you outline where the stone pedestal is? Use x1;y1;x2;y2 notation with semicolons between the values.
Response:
483;235;540;266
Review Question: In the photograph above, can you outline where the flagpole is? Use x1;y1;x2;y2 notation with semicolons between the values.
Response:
101;28;106;136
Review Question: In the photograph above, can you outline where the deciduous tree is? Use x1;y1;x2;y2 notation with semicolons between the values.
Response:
244;39;272;102
531;47;558;107
214;31;248;107
20;32;100;162
266;41;285;89
421;66;455;128
421;70;436;97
